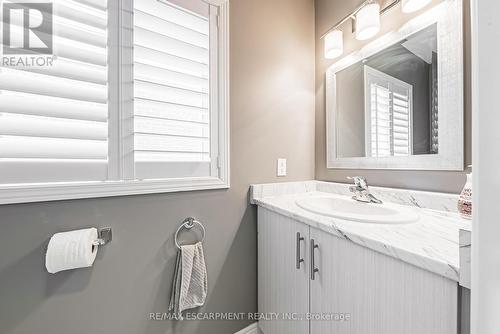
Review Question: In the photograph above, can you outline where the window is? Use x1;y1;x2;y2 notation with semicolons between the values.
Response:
364;65;412;158
0;0;109;184
0;0;229;204
133;0;213;180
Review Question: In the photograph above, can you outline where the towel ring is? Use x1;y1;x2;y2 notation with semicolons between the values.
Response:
174;217;206;249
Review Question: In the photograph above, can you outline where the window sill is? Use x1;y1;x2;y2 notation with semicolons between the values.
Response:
0;177;230;205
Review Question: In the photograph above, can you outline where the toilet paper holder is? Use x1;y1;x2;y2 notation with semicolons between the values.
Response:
92;227;112;246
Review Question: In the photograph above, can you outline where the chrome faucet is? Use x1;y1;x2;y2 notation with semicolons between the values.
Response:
347;176;383;204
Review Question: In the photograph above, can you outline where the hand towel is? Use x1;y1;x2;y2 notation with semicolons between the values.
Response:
168;242;207;319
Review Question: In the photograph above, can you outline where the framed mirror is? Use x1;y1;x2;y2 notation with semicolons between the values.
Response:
326;0;463;170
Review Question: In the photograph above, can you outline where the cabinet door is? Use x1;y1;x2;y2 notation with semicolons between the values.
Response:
309;227;457;334
258;208;310;334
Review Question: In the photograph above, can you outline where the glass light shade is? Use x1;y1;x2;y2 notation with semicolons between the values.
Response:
324;30;343;59
401;0;432;13
355;3;380;41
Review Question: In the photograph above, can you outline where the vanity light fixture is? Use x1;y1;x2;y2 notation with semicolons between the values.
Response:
324;30;344;59
355;3;381;41
401;0;432;13
321;0;433;59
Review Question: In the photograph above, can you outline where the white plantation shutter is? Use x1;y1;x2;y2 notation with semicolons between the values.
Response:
133;0;215;180
364;66;413;158
370;85;392;157
392;92;411;156
0;0;108;184
0;0;228;203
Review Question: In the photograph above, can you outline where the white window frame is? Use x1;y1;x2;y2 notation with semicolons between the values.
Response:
0;0;230;205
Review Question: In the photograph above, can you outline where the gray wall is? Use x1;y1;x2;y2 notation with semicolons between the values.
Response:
0;0;316;333
315;0;472;193
335;62;366;158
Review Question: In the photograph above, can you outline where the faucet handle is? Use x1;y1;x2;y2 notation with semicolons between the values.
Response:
347;176;368;189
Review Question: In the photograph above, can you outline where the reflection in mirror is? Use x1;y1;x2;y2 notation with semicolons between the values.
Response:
335;24;438;158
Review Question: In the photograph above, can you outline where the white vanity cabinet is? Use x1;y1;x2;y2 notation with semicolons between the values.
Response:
258;208;310;334
258;207;459;334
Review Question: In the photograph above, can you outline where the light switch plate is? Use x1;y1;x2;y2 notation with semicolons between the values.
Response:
277;158;287;177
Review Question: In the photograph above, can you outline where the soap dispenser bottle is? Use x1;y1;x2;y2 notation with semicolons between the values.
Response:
458;165;472;219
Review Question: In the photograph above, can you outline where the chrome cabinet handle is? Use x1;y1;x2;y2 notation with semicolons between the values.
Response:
310;239;319;280
296;232;305;269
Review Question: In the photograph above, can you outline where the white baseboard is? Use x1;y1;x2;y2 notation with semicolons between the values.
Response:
234;322;259;334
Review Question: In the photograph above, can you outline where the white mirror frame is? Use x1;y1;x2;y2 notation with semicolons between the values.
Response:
326;0;463;170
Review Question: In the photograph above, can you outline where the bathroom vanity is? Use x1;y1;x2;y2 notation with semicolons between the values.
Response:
252;181;470;334
253;2;469;332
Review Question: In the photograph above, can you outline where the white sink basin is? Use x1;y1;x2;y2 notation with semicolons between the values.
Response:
295;196;419;224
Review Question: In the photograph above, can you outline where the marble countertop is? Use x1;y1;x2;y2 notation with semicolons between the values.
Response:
251;181;471;282
459;227;472;289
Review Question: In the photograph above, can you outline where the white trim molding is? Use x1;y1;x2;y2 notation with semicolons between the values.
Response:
470;0;500;332
0;177;229;205
217;1;231;191
326;0;464;171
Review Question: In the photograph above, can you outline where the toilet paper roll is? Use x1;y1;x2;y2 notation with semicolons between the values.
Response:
45;228;98;274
